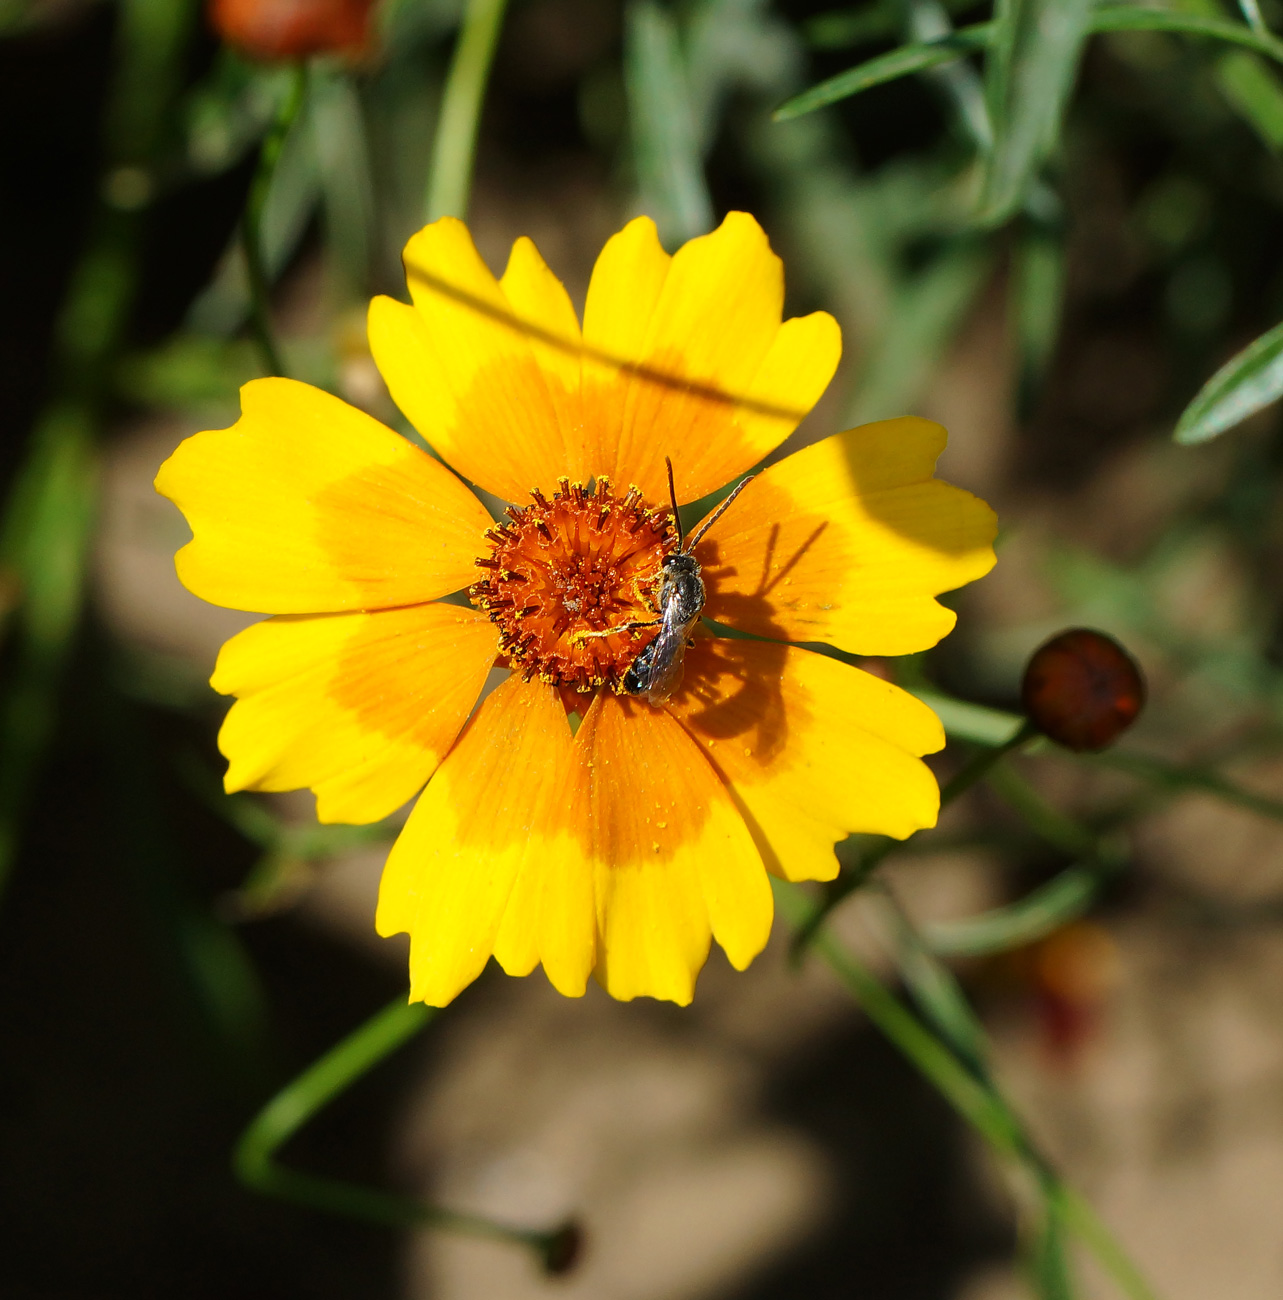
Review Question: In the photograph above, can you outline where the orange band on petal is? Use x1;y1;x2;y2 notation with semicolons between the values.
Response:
371;214;840;511
667;637;944;883
577;691;771;1004
156;378;492;614
377;675;593;1006
213;603;497;824
582;213;841;506
377;676;773;1007
369;220;578;502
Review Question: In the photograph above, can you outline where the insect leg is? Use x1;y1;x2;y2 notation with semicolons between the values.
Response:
570;619;661;643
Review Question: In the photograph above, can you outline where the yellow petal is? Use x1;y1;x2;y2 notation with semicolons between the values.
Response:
213;603;497;824
700;417;997;655
492;816;597;998
578;691;772;1004
155;377;492;614
498;235;588;480
376;676;587;1006
669;638;944;883
581;212;840;506
580;216;672;484
368;218;574;502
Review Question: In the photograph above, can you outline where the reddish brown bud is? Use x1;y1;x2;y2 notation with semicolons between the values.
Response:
540;1220;585;1276
209;0;375;61
1021;628;1145;751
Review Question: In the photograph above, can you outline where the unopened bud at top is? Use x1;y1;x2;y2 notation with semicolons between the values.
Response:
209;0;375;61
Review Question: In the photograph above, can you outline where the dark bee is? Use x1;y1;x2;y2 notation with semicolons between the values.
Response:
622;458;755;704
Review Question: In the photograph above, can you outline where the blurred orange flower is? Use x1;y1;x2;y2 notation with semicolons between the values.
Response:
210;0;375;60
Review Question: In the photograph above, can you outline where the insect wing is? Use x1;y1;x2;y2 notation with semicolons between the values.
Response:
640;613;691;704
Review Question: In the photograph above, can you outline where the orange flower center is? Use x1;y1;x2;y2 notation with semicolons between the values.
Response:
470;479;676;692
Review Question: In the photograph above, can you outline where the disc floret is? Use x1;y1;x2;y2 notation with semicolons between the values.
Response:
470;478;677;692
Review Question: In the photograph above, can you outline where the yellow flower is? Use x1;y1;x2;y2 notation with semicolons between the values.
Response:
155;212;996;1007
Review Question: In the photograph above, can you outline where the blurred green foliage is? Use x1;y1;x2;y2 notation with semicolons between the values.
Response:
10;0;1283;1293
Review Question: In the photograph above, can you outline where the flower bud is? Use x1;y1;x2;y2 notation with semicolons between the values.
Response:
209;0;375;61
1021;628;1145;751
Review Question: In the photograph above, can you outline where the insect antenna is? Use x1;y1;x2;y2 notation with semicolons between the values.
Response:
664;456;684;551
683;472;756;553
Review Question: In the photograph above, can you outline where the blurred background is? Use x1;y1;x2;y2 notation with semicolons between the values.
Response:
4;0;1283;1295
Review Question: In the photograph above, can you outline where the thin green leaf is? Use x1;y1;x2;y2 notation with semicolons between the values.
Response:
0;0;196;901
187;106;320;335
1092;4;1283;63
905;0;993;149
774;880;1025;1151
925;863;1105;955
625;0;713;245
979;0;1094;224
184;55;293;176
1086;748;1283;821
875;891;992;1077
241;65;308;377
684;0;801;152
1216;50;1283;149
779;7;1283;127
1031;1198;1078;1300
0;409;97;895
1174;317;1283;443
1058;1187;1159;1300
987;764;1100;858
912;689;1026;746
774;25;992;120
939;721;1039;806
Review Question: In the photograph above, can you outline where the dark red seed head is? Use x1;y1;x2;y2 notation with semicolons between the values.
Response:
1021;628;1145;751
540;1220;584;1277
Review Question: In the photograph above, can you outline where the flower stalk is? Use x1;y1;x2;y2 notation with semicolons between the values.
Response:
773;878;1158;1300
424;0;511;222
234;994;578;1268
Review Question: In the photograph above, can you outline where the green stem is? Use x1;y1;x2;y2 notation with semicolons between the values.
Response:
776;882;1025;1151
235;995;570;1265
986;762;1097;858
874;888;1079;1297
1058;1187;1159;1300
424;0;511;221
939;719;1039;803
242;64;308;377
788;836;897;960
923;860;1112;956
774;879;1158;1300
1084;748;1283;823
